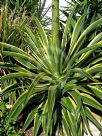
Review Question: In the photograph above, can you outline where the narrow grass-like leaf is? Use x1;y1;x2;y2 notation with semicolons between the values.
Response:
87;63;102;74
69;15;85;55
62;107;77;136
0;83;19;96
69;18;102;57
2;51;37;67
64;43;102;72
33;17;49;55
0;62;28;72
23;31;52;69
88;85;102;100
48;85;57;117
78;122;83;136
24;26;52;64
73;68;95;81
25;72;46;104
0;72;35;81
78;32;102;63
85;107;102;131
81;93;102;111
61;16;72;49
62;117;70;136
60;97;75;112
21;108;37;134
76;43;102;59
0;42;29;56
8;91;27;120
15;57;36;70
80;106;92;135
34;112;41;136
90;57;102;65
42;100;48;134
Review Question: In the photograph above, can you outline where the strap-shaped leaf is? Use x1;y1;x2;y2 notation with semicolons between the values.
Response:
64;43;102;72
77;86;93;95
23;31;44;58
69;89;102;111
15;57;52;75
2;51;36;67
81;93;102;111
69;17;102;57
69;15;85;56
77;122;83;136
8;91;27;120
53;108;58;125
68;90;81;104
0;83;19;96
15;57;36;70
25;72;46;104
90;57;102;65
46;118;53;136
43;85;58;135
64;79;77;91
80;106;92;135
60;97;75;112
61;16;72;49
85;107;102;131
73;68;95;81
88;85;102;100
34;112;41;136
33;17;49;55
23;31;52;70
62;107;77;136
0;42;29;56
21;108;38;134
76;43;102;59
24;26;51;63
62;117;70;136
48;85;57;117
24;26;41;52
75;96;82;122
42;100;48;134
78;32;102;63
0;72;35;81
78;43;102;66
87;63;102;74
33;17;58;73
0;62;28;72
68;90;92;135
21;101;44;134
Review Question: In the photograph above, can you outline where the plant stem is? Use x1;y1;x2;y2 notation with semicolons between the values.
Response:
52;0;60;49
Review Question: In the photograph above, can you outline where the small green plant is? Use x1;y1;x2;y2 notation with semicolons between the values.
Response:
0;100;20;136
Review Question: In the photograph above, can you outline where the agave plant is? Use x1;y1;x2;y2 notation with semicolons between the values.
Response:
0;14;102;136
0;0;102;135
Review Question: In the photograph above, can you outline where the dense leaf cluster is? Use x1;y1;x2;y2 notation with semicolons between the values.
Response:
0;101;20;136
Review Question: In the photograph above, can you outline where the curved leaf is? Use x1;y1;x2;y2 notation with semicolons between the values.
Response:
34;112;41;136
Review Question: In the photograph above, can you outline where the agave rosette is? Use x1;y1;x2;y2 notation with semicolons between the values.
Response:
0;15;102;136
